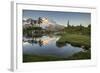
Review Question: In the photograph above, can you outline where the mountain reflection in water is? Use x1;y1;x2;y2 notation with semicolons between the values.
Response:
23;36;60;46
23;35;85;58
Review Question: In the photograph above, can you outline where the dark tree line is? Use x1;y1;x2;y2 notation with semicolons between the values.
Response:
64;20;91;35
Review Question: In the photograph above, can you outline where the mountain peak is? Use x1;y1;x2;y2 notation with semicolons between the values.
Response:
23;17;65;30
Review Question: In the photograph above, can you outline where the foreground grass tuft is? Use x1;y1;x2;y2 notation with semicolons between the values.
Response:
23;50;91;62
23;54;65;62
67;50;91;60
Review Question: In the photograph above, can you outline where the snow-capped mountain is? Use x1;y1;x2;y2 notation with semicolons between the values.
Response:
23;17;65;31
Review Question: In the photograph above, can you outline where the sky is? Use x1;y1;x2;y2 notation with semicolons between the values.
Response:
23;10;91;27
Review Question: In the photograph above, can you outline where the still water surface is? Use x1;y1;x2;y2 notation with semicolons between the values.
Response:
23;35;85;58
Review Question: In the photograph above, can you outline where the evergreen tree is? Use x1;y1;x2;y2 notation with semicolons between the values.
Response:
38;17;42;27
67;20;70;27
79;24;83;31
